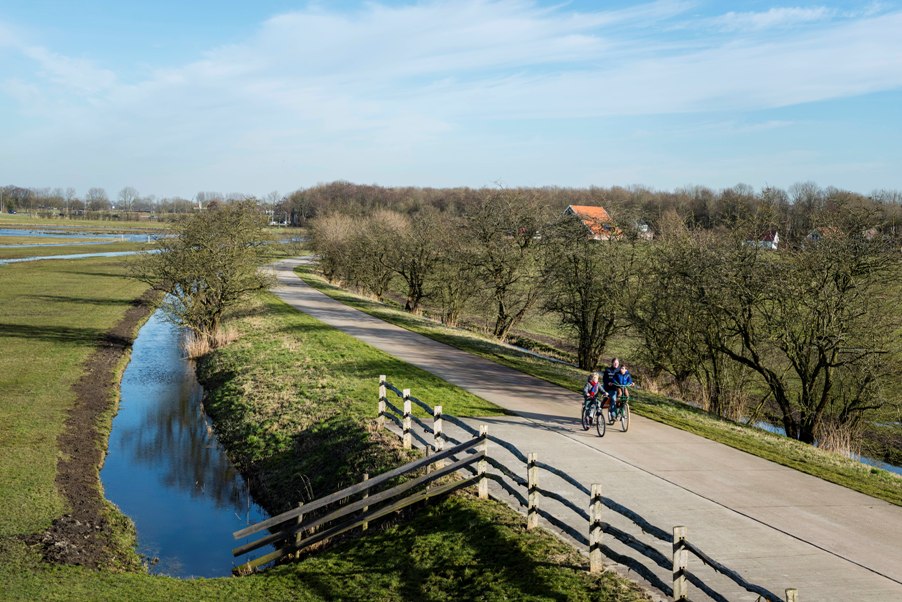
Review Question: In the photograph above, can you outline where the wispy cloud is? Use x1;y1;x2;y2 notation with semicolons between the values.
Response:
7;2;902;124
709;7;835;31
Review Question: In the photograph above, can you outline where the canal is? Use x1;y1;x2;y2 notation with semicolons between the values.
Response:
100;309;270;578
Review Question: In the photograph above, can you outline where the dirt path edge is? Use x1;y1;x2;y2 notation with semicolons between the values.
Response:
24;289;159;570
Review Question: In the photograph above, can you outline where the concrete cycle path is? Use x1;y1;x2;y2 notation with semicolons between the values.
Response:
271;258;902;601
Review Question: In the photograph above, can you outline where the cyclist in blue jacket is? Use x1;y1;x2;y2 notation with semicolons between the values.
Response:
609;364;634;423
602;358;620;417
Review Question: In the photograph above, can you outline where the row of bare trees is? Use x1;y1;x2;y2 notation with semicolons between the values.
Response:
288;180;902;245
310;194;901;451
0;185;258;218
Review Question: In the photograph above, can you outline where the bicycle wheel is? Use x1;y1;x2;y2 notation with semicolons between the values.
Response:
595;407;606;437
620;402;630;432
581;403;592;431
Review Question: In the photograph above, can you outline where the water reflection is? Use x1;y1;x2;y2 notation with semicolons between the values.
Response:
101;310;270;578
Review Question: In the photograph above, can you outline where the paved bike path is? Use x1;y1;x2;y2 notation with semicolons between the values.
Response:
272;258;902;601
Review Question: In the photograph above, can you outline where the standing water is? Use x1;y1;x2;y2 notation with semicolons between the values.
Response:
101;310;270;577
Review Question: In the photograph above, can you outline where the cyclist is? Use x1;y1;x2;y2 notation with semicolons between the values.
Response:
601;358;620;421
609;363;634;423
583;371;602;413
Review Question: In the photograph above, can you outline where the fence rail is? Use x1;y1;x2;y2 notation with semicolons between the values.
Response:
232;429;486;572
377;375;801;602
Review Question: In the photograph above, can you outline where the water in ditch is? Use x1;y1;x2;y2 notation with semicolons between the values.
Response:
100;309;270;578
748;420;901;476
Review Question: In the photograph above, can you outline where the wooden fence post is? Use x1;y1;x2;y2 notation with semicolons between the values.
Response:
378;376;386;429
672;526;688;600
589;483;603;573
402;389;412;449
433;405;444;469
294;502;304;547
527;452;539;530
477;425;488;499
785;588;798;602
361;473;369;532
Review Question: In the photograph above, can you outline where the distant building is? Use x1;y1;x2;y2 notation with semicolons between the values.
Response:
806;227;841;243
563;205;621;240
747;230;779;250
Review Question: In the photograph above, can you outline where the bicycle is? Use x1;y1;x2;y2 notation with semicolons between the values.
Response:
605;384;632;433
581;393;606;437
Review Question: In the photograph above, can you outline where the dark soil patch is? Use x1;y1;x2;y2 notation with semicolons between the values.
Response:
24;290;158;570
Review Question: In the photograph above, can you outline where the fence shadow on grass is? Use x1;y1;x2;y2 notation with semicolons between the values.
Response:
282;497;598;602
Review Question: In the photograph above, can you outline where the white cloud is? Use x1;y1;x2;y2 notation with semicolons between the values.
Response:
710;7;835;31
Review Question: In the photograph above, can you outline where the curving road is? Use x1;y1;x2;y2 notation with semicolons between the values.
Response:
271;258;902;602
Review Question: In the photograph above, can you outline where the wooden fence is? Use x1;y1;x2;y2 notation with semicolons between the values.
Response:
231;429;486;572
378;376;800;602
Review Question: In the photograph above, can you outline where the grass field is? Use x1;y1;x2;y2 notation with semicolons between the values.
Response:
0;213;170;231
0;257;151;537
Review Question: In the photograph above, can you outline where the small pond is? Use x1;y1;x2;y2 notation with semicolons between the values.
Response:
100;309;270;578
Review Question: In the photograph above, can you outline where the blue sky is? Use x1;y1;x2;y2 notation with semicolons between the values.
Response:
1;1;900;200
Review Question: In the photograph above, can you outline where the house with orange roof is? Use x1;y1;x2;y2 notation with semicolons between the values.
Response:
563;205;622;240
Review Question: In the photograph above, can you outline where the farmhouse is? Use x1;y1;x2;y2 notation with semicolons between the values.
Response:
746;229;779;250
563;204;622;240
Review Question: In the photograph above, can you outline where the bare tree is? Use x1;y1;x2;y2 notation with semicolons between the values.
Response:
385;208;446;312
542;216;637;370
65;187;77;218
118;186;139;218
86;187;109;213
700;233;898;444
465;189;550;340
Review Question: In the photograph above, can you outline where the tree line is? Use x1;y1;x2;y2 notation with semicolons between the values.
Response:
309;187;901;452
7;180;901;247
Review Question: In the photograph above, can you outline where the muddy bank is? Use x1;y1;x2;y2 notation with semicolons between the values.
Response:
25;290;158;570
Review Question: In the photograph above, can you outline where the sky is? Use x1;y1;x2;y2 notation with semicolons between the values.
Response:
1;0;901;201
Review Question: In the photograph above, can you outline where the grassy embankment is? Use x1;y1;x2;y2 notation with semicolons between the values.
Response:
0;250;647;600
295;264;902;506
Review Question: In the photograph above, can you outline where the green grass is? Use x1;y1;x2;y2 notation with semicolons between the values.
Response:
0;213;170;231
295;264;902;506
0;257;150;537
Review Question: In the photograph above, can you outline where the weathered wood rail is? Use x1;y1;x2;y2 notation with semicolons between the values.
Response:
231;429;486;572
378;376;800;602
